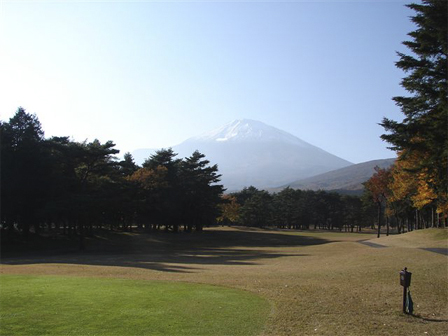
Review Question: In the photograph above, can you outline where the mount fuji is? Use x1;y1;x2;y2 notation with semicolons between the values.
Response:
133;119;353;191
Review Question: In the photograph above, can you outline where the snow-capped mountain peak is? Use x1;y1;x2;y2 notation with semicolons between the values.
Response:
191;119;309;147
134;119;353;191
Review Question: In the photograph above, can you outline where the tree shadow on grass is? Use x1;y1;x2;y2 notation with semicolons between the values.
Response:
409;314;448;323
0;228;328;273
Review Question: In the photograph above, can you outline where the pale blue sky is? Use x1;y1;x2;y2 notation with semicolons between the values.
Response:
1;0;414;163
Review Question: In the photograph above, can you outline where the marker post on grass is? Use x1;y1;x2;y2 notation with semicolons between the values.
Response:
399;267;412;314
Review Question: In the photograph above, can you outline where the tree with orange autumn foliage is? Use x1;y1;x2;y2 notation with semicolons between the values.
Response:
380;0;447;227
364;166;392;237
217;195;240;225
388;149;444;230
386;154;416;233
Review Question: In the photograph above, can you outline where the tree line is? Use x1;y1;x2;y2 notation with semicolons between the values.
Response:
1;105;443;248
0;107;383;248
218;187;374;232
364;0;447;237
1;1;445;247
364;163;446;238
1;108;224;248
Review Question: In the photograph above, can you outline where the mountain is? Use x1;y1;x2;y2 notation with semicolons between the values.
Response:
277;158;396;194
133;119;352;191
132;148;157;166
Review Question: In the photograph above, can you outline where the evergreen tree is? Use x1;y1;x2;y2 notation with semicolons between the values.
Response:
380;0;447;217
272;188;302;229
239;189;273;227
143;149;182;231
1;108;46;236
180;151;225;231
119;152;139;177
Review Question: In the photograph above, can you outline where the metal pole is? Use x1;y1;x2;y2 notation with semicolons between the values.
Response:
403;285;407;314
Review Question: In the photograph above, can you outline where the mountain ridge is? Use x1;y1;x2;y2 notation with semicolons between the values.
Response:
133;119;354;191
274;158;396;193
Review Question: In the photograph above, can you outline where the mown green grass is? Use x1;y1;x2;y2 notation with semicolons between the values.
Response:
2;227;447;335
0;275;270;336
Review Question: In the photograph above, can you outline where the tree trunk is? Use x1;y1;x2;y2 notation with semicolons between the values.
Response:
386;216;390;236
431;207;435;228
78;223;85;251
377;202;381;238
395;215;401;234
415;209;418;229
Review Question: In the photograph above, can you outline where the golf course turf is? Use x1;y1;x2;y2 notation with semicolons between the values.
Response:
0;275;269;336
1;227;447;335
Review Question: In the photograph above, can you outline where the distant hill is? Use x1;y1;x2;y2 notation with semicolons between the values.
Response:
277;158;396;194
133;119;352;191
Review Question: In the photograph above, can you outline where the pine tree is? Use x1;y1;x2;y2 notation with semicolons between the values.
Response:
1;108;46;236
119;152;139;177
180;151;224;231
380;0;447;218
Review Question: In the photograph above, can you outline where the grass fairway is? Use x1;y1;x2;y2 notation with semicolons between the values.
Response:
368;228;448;248
1;227;447;335
0;275;270;336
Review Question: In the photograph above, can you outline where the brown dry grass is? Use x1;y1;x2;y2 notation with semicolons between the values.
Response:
368;228;448;248
1;227;447;336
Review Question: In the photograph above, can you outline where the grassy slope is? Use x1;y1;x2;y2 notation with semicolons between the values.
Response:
367;228;448;248
1;227;447;336
0;275;269;336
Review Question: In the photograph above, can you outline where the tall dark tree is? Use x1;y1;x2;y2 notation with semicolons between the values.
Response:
180;150;225;232
272;188;302;229
38;136;81;232
239;189;273;227
119;152;139;177
231;186;260;206
66;139;121;248
2;107;44;148
143;148;182;231
380;0;447;218
342;195;363;232
127;165;169;231
1;108;46;236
